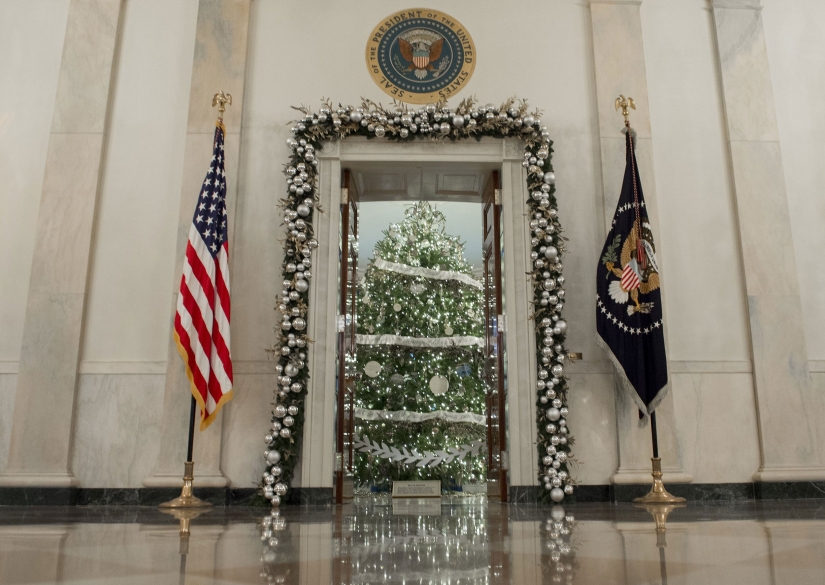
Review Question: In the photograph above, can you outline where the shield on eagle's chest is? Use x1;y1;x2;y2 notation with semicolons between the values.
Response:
413;50;429;69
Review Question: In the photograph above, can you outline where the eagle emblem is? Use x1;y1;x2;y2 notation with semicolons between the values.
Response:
398;29;444;79
602;219;660;315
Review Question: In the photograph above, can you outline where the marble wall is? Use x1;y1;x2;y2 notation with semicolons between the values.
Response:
0;0;822;489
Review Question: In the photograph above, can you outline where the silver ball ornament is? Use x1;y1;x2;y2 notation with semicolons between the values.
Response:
550;487;565;502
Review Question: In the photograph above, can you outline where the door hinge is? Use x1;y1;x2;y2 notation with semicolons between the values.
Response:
498;314;506;332
341;187;349;204
335;452;343;472
337;315;346;332
501;450;509;471
494;188;501;205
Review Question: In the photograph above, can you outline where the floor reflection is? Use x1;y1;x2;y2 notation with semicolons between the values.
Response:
0;500;824;584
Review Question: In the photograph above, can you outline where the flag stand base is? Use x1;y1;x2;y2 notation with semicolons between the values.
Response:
633;457;686;504
158;461;213;509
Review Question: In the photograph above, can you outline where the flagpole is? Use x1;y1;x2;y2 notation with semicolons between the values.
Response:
159;92;233;510
614;95;685;505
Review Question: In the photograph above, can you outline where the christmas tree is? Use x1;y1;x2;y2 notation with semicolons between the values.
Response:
353;201;487;491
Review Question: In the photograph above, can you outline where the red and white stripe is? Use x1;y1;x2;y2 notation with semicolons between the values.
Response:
413;55;429;69
620;263;641;292
174;224;233;430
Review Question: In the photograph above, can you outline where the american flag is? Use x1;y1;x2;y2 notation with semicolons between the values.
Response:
173;121;234;430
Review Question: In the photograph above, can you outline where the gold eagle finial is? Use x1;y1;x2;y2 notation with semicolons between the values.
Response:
212;91;232;117
615;95;636;127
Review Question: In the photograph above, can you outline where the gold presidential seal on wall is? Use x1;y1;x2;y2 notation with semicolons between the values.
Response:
366;9;476;104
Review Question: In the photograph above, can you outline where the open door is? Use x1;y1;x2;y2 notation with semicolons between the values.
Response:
335;169;359;504
482;170;507;502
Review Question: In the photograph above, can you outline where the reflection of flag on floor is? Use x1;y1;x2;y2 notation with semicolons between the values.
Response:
596;129;668;417
173;120;234;430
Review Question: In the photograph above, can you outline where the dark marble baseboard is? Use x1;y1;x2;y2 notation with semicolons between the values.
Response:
509;481;825;504
0;487;326;507
1;483;822;506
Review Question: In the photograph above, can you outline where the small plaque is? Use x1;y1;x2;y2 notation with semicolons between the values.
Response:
392;480;441;498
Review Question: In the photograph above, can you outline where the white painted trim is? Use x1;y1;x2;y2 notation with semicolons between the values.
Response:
0;359;784;376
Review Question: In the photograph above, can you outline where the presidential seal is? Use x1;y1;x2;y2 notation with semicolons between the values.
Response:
366;9;476;104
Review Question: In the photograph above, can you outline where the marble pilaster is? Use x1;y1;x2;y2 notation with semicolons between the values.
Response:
0;0;123;487
709;0;825;481
144;0;252;489
587;0;692;484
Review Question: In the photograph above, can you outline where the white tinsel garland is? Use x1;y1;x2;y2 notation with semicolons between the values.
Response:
354;434;484;468
354;407;486;426
355;334;484;348
373;256;483;290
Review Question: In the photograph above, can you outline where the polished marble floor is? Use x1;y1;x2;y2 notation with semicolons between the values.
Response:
1;499;824;584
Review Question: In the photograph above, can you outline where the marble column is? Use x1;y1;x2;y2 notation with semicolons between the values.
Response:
144;0;252;489
0;0;123;487
709;0;825;481
588;0;692;484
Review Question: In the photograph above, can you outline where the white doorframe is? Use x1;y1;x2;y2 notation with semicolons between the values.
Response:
299;137;538;493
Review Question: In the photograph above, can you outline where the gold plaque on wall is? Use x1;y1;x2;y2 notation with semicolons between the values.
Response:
366;8;476;104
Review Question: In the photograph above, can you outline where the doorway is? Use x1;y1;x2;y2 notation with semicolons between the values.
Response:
297;137;538;504
334;163;507;502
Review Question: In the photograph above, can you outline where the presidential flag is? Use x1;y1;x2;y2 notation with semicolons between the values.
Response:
174;120;234;430
596;129;667;416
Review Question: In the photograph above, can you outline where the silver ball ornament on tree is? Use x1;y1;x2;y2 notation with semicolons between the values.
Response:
546;407;561;421
284;363;298;377
279;428;291;439
296;204;310;217
292;318;306;331
550;487;565;502
294;279;308;293
266;450;281;464
274;405;287;418
287;405;299;416
282;416;294;427
274;483;288;496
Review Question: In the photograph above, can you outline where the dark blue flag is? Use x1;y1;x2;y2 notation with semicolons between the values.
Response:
596;129;667;416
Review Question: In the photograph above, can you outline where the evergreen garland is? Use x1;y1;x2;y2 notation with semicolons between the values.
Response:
262;97;575;506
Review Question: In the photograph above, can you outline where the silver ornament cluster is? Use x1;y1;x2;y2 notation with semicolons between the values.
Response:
526;137;575;501
263;98;575;505
542;506;577;581
259;509;289;583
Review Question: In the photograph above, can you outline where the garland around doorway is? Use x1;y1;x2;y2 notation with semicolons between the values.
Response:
262;97;576;505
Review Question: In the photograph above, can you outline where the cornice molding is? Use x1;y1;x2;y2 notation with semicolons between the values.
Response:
710;0;762;9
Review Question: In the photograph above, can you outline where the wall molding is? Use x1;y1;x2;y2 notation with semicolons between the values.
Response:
6;358;820;376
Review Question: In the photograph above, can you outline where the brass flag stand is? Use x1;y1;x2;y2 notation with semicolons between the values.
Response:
614;95;685;506
159;92;232;510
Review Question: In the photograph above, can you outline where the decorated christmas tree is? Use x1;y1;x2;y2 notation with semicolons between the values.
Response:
353;201;487;491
